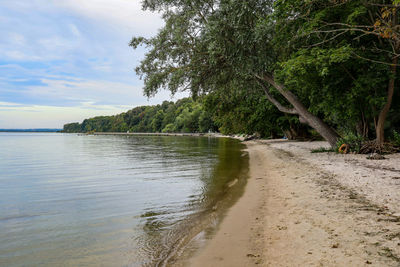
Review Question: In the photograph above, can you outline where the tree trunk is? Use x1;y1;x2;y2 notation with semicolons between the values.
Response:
256;74;340;148
284;122;309;140
375;56;397;146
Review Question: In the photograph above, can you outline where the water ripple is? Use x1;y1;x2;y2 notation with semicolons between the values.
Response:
0;133;247;267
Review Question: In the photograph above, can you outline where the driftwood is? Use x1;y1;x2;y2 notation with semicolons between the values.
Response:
359;140;400;154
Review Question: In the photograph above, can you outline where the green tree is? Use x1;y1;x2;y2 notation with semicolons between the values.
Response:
162;123;175;133
274;0;400;145
131;0;340;147
62;122;82;133
151;110;165;132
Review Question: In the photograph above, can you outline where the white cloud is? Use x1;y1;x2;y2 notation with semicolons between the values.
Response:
0;0;187;129
9;33;26;46
4;50;32;60
24;77;187;106
0;0;161;62
0;101;23;107
0;103;132;128
54;0;163;36
38;36;77;52
0;82;188;128
69;24;81;37
25;78;145;104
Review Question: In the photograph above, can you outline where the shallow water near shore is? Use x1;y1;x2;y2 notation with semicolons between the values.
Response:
0;133;248;266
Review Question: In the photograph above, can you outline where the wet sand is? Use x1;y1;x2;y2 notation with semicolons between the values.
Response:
188;140;400;266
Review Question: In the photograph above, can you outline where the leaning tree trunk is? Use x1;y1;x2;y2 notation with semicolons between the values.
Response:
256;74;340;148
375;56;397;146
284;89;340;147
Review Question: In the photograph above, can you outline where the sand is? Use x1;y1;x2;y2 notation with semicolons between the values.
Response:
188;140;400;266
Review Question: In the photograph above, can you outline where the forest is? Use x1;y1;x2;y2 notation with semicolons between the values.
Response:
62;94;285;136
63;98;215;134
66;0;400;153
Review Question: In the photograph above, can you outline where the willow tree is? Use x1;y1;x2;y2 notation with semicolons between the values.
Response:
131;0;340;147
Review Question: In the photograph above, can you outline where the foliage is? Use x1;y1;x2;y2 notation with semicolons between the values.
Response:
274;0;400;146
336;133;365;153
161;123;175;133
63;0;400;150
310;147;335;153
62;98;217;134
62;122;81;133
392;130;400;147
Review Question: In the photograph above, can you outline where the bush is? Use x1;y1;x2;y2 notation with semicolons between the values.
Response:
393;130;400;147
162;123;175;133
336;133;364;153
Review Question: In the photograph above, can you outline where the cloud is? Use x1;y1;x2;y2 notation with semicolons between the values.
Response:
69;24;81;37
54;0;163;36
25;77;148;105
8;33;26;46
0;0;189;128
0;103;133;128
0;101;23;107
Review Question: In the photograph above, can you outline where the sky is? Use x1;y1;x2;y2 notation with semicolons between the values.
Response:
0;0;186;129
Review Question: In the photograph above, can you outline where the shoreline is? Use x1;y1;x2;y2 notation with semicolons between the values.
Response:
187;140;400;266
80;132;233;138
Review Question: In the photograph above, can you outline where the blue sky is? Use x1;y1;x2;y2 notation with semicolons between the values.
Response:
0;0;186;128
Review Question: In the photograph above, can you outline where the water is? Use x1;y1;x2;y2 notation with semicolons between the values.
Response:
0;133;248;266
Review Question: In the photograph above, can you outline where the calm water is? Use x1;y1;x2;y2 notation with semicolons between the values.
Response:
0;133;248;266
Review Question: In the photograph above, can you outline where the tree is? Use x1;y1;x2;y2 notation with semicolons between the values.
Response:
275;0;400;146
131;0;340;147
62;122;81;133
151;110;165;132
203;84;285;137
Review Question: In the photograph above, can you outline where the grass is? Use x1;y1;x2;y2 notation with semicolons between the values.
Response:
311;147;335;153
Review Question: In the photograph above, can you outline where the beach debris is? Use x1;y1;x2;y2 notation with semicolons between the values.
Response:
359;141;400;154
367;153;386;160
338;143;350;154
244;134;258;141
331;243;339;248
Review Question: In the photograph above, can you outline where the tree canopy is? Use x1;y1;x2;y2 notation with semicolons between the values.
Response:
63;98;217;134
130;0;400;151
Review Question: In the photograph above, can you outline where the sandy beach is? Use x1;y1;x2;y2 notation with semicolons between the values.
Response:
188;140;400;266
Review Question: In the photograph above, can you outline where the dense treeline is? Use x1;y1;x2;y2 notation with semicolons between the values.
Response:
63;98;217;133
63;93;315;139
63;96;296;136
130;0;400;152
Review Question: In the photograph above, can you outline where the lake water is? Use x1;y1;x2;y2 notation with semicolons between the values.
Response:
0;133;248;266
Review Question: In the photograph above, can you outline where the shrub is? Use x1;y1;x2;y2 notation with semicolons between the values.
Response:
393;130;400;147
336;133;364;153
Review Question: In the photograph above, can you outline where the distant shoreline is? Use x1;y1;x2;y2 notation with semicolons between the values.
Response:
85;132;237;139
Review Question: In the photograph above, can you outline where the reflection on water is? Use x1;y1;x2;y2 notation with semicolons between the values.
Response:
0;133;248;266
